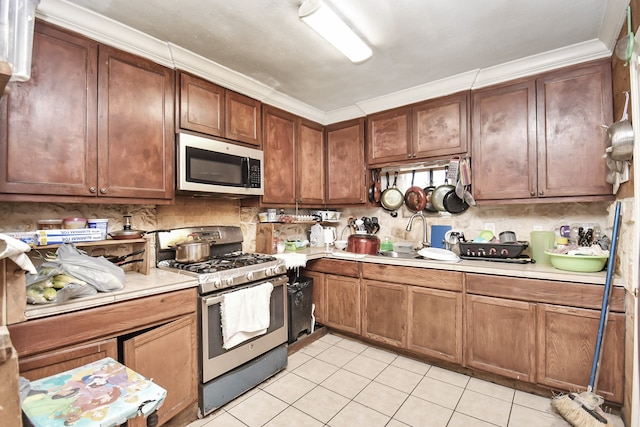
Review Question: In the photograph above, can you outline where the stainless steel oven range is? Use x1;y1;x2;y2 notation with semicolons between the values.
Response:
156;226;288;416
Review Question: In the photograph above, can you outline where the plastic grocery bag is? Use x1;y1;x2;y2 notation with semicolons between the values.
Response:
54;244;125;292
25;263;98;304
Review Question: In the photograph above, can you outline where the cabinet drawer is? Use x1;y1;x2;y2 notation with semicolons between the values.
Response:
305;259;359;277
465;273;624;312
362;263;462;292
8;288;197;358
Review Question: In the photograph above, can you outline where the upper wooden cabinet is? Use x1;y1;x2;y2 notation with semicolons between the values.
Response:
0;21;174;203
297;119;325;205
262;106;296;205
472;60;613;203
367;92;469;166
326;118;366;205
177;71;261;146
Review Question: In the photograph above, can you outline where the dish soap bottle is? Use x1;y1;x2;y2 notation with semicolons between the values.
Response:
380;236;393;252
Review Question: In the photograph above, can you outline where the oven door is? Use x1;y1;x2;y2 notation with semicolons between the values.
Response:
199;275;288;382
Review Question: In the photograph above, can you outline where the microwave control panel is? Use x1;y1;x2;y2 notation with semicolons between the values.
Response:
248;158;261;188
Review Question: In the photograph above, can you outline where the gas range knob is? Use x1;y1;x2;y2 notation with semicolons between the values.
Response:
245;271;254;281
265;267;275;277
225;277;235;287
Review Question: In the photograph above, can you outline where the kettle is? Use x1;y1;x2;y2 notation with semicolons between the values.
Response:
310;223;324;247
444;231;465;254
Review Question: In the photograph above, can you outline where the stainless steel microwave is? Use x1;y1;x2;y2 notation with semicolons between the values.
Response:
176;133;264;196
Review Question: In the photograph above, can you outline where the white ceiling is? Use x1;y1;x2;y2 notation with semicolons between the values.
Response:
38;0;628;124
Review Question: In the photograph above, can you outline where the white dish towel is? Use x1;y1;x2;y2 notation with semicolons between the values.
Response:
220;282;273;350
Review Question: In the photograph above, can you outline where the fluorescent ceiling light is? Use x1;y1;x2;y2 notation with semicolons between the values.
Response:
299;0;372;63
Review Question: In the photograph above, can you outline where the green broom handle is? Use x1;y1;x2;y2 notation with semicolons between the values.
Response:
589;201;621;390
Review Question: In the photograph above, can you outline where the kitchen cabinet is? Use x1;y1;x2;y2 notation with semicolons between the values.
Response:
362;263;463;364
466;273;625;403
261;105;325;206
303;259;359;333
8;288;198;422
123;314;197;427
367;92;469;166
178;72;262;147
471;60;613;203
0;20;175;204
326;118;367;205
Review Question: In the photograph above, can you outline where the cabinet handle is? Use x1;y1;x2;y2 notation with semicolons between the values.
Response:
100;187;108;194
538;190;544;196
89;186;97;193
530;191;535;196
407;154;412;158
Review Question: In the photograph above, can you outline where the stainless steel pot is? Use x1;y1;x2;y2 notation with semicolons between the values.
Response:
604;91;634;161
175;234;211;263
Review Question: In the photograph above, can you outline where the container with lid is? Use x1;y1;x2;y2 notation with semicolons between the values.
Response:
37;219;63;230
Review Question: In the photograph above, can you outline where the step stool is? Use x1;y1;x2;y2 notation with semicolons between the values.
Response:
21;357;166;427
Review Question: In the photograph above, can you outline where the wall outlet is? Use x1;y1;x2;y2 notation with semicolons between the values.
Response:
483;222;495;234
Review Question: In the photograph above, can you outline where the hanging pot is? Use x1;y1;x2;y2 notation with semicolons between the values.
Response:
431;166;455;212
423;169;437;213
604;91;634;161
373;169;381;203
380;171;404;212
368;169;376;203
404;170;427;212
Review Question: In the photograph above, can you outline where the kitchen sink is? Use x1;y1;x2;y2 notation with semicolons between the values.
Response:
378;250;421;259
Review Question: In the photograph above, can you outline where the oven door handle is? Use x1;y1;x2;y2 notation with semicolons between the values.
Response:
203;294;225;307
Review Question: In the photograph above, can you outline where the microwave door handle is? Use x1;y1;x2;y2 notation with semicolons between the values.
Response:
242;157;250;188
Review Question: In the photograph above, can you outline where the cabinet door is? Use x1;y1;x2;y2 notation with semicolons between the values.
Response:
324;274;361;334
412;92;469;159
178;71;224;137
296;119;325;205
536;62;612;198
262;106;296;204
537;304;624;403
19;339;117;381
408;286;462;364
0;21;98;196
123;314;197;427
326;118;366;205
465;294;536;382
362;279;407;347
225;90;262;146
367;107;412;165
471;80;537;201
98;45;174;200
303;270;326;325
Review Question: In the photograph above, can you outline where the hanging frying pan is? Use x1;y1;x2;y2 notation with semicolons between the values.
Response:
432;166;455;212
381;171;404;212
404;170;427;212
424;169;437;213
442;188;469;214
373;169;381;203
368;169;376;203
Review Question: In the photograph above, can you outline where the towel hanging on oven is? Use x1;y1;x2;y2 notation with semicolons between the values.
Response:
220;282;274;350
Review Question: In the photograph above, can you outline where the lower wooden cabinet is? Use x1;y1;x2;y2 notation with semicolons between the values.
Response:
324;274;361;334
18;338;118;381
408;286;462;364
537;304;624;403
123;314;198;427
362;280;407;347
465;294;537;382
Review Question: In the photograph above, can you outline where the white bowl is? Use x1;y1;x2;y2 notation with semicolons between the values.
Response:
334;240;348;250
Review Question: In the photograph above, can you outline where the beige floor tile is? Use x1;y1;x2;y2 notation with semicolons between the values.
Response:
343;354;389;379
514;390;556;414
361;346;398;363
466;377;515;402
315;345;359;367
227;389;288;427
328;401;390;427
411;377;464;410
292;385;350;423
321;368;371;399
425;366;469;388
318;333;344;345
391;355;432;375
221;387;259;411
293;357;340;384
508;403;568;427
393;395;453;427
374;364;423;393
299;338;332;357
334;336;370;353
258;368;288;389
386;419;411;427
456;389;512;427
447;412;497;427
264;406;324;427
200;411;247;427
286;350;312;371
263;372;316;404
353;381;409;416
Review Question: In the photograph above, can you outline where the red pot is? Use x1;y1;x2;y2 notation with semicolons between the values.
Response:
347;233;380;255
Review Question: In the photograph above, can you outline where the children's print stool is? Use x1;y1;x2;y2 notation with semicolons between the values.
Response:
21;357;166;427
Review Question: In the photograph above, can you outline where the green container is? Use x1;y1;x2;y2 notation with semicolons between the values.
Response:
545;251;608;272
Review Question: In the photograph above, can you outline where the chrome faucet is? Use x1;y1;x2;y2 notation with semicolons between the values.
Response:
406;212;429;248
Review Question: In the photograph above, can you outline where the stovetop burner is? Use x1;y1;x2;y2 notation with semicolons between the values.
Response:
164;252;278;274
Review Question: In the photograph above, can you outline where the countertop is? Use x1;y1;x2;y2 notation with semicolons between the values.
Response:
22;247;615;321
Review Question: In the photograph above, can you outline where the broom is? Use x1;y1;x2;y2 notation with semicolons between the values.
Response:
551;201;621;426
